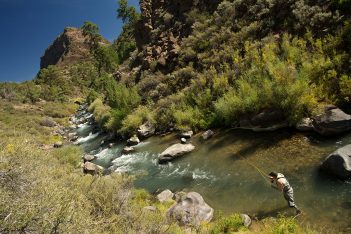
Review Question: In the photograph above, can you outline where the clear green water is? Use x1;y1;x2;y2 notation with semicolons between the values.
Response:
76;123;351;233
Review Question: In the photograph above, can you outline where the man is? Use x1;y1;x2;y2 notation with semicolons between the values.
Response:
269;171;301;215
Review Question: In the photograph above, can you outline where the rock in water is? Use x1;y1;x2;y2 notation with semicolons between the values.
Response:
168;192;214;226
180;138;187;144
158;143;195;163
122;146;135;154
321;144;351;179
156;189;174;203
313;105;351;136
179;131;193;139
83;154;96;163
137;122;155;138
127;135;140;146
202;130;214;140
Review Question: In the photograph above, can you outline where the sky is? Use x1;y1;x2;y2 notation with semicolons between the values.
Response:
0;0;139;82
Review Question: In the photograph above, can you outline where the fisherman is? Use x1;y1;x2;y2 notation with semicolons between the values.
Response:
269;171;301;215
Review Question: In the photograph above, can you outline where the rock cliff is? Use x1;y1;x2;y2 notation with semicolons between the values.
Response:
40;27;109;69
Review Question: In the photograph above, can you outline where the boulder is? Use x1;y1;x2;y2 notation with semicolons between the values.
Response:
202;130;214;140
108;143;114;148
156;189;174;203
313;105;351;136
40;117;57;127
127;135;140;146
240;214;252;227
158;143;195;163
179;131;193;139
83;154;96;163
321;144;351;179
180;138;187;144
53;141;63;148
122;146;135;154
83;162;104;175
137;122;155;138
167;192;214;226
239;108;287;131
296;118;314;131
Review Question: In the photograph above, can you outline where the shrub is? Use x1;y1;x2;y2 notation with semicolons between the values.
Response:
52;145;82;168
119;106;156;136
88;99;111;128
210;214;246;234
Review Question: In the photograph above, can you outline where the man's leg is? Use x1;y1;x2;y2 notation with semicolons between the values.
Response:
283;188;301;214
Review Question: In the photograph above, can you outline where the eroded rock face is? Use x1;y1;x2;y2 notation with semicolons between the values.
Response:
158;143;195;163
167;192;214;226
312;105;351;136
137;122;155;138
321;144;351;179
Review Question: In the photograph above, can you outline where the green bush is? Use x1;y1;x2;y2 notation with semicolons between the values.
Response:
52;145;82;168
119;106;156;136
210;214;246;234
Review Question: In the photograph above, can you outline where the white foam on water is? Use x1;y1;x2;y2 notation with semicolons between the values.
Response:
76;132;99;144
95;148;110;158
112;152;149;172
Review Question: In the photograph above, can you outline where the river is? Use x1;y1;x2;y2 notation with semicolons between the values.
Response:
75;120;351;233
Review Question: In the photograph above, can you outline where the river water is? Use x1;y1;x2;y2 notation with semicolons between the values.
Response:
76;122;351;233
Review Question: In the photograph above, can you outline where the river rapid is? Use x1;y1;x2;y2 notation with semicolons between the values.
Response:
75;120;351;233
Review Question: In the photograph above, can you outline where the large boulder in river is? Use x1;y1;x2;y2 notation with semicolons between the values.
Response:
313;105;351;136
127;135;140;146
137;122;155;138
321;144;351;179
168;192;214;226
158;143;195;163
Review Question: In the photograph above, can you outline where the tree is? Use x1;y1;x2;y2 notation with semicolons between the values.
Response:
117;0;139;24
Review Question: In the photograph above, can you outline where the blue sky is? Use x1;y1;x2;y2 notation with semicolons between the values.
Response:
0;0;139;82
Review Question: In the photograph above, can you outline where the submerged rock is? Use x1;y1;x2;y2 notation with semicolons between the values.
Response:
202;130;214;140
122;146;135;154
168;192;214;226
156;189;174;203
313;105;351;136
321;144;351;179
137;122;155;138
158;143;195;163
83;162;104;175
179;131;193;139
127;135;140;146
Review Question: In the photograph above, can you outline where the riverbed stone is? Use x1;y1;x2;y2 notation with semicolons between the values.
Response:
127;135;140;146
240;214;252;227
122;146;135;154
202;130;214;140
321;144;351;179
156;189;174;203
179;131;193;139
137;122;155;138
313;105;351;136
83;154;96;163
83;162;104;175
296;118;314;131
158;143;195;163
167;192;214;226
180;138;187;144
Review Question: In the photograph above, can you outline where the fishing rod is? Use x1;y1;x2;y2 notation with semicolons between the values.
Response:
238;154;271;185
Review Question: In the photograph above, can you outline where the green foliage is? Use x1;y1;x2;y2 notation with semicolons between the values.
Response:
117;0;140;24
43;102;76;118
210;214;246;234
88;98;111;128
52;145;82;168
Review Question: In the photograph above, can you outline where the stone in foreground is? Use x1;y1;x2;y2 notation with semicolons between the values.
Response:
168;192;214;226
156;189;174;203
127;135;140;146
158;143;195;163
321;144;351;179
313;105;351;136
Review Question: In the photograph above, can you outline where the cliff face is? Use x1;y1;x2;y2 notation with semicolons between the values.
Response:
134;0;220;72
40;27;93;69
